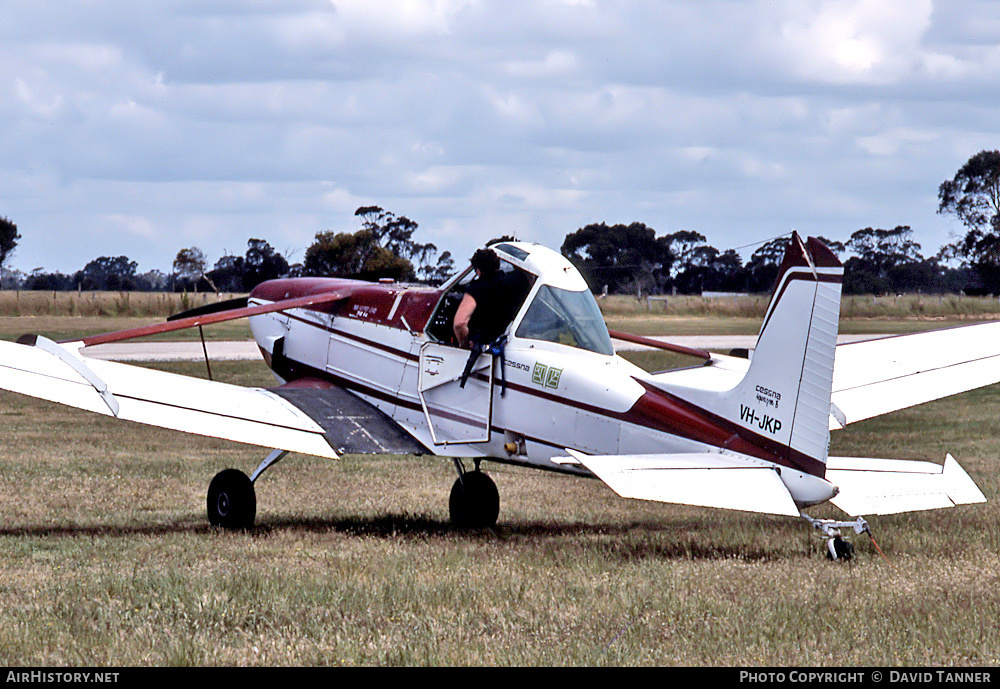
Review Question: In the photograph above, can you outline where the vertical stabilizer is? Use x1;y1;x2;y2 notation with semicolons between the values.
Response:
726;233;843;475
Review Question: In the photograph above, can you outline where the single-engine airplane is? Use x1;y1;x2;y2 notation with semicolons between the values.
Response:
0;235;996;558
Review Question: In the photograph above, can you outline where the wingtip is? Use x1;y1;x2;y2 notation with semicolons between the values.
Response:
943;454;987;505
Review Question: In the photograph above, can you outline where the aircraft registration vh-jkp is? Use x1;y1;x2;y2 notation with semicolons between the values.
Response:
0;235;995;559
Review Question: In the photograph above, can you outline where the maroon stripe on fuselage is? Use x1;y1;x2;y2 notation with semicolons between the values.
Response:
283;310;420;361
627;381;825;477
251;278;442;333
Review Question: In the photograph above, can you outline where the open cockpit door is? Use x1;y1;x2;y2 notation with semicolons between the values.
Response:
417;341;495;446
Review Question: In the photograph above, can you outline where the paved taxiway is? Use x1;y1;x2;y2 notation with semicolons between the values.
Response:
81;334;884;362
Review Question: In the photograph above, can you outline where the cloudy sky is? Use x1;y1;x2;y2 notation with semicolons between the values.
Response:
2;0;999;276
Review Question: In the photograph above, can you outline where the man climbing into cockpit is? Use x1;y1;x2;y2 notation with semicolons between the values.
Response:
453;247;529;349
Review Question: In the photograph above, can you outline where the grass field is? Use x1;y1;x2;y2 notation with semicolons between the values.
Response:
2;304;1000;666
2;368;1000;666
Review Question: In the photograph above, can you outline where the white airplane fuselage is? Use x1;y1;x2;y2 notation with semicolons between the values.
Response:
246;242;838;510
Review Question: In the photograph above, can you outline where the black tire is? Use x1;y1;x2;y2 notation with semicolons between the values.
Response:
207;468;256;530
826;536;854;561
449;471;500;529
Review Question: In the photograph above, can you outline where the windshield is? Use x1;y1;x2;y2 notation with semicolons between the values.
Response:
515;285;614;356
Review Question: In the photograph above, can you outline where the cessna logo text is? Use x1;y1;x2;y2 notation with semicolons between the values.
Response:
755;385;781;408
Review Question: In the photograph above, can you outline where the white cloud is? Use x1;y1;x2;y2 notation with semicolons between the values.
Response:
104;213;157;240
328;0;476;37
856;126;939;157
771;0;934;84
503;50;578;79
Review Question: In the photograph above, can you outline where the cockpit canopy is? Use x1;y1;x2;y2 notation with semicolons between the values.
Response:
430;242;614;356
514;282;614;356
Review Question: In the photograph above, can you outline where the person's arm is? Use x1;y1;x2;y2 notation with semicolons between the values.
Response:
453;294;476;347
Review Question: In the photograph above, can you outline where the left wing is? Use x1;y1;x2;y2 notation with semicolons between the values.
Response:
830;322;1000;428
0;290;393;458
77;290;348;346
0;335;339;458
559;449;801;516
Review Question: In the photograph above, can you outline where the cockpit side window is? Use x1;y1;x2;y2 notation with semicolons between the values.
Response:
425;260;534;346
514;285;614;356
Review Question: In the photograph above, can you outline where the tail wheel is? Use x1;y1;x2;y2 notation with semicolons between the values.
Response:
449;471;499;529
207;468;256;530
826;535;855;561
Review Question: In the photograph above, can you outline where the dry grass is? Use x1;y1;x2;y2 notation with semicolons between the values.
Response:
0;315;252;344
5;290;998;345
600;292;1000;320
0;291;252;343
1;354;1000;666
0;290;245;318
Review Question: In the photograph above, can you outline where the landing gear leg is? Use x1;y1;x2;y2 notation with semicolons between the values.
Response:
449;459;500;529
207;449;288;530
801;513;869;561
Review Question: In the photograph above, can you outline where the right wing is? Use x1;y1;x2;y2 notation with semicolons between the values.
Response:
1;328;428;459
0;289;433;460
830;322;1000;428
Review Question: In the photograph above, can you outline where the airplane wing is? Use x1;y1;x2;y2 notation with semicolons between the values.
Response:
0;289;426;459
560;449;801;517
0;335;340;458
829;322;1000;428
0;335;429;459
825;454;986;516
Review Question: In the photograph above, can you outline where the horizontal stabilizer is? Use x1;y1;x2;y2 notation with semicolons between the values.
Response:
831;322;1000;428
0;336;338;459
563;449;800;517
826;454;986;516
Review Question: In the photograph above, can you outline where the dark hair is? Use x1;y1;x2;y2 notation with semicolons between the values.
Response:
470;248;500;274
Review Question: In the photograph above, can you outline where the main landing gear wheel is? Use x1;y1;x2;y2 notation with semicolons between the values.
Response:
207;468;256;530
449;470;500;529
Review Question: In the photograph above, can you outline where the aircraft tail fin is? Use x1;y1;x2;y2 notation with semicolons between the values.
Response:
725;233;843;475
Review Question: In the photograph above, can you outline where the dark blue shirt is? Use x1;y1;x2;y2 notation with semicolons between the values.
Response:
465;270;530;345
